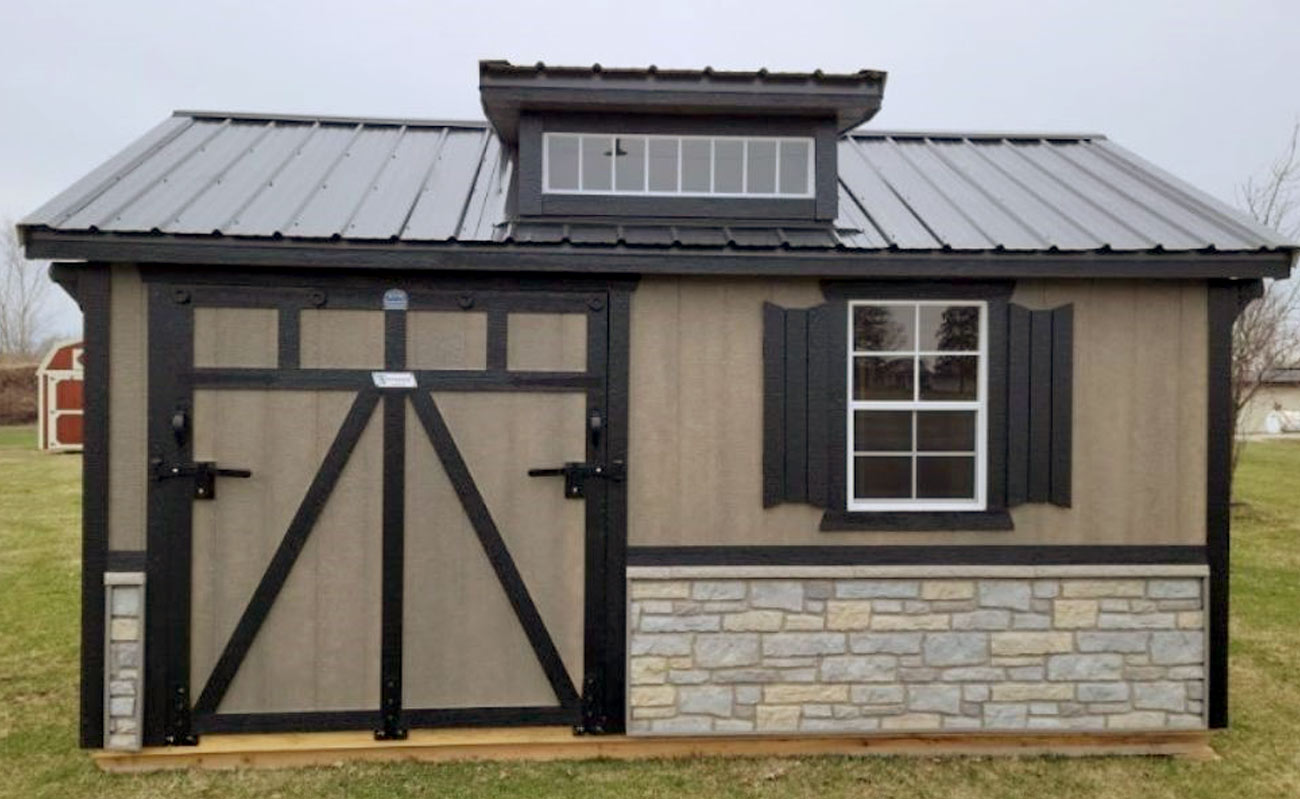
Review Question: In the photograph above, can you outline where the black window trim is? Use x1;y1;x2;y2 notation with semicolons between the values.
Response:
818;280;1013;532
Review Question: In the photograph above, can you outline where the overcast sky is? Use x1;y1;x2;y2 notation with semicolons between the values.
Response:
3;0;1296;336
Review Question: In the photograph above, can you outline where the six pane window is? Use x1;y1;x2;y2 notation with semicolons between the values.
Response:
849;301;986;510
544;133;814;197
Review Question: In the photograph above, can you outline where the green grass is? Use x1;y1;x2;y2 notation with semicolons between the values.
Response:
2;424;1299;798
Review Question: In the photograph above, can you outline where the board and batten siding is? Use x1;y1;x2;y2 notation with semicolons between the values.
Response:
107;264;148;552
627;277;1207;547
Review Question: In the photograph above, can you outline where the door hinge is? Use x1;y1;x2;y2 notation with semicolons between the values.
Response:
164;684;198;746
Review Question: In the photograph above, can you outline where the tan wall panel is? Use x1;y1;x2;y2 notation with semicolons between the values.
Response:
108;264;148;551
407;311;487;370
300;309;384;369
507;313;587;371
628;277;1207;548
402;395;572;709
190;391;382;713
193;307;278;368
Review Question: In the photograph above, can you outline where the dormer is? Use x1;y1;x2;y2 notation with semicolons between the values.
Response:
480;61;886;222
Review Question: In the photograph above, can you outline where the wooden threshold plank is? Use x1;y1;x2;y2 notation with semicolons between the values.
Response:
93;729;1216;772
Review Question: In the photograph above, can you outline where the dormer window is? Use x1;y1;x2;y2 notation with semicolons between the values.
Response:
543;133;814;198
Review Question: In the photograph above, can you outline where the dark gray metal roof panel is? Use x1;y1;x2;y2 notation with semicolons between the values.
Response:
20;111;1298;259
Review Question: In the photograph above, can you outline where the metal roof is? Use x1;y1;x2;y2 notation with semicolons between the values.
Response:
20;110;1296;257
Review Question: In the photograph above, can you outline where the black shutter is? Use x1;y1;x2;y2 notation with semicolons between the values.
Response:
1006;303;1073;507
763;302;834;508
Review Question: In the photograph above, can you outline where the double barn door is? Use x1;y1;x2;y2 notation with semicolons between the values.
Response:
143;274;628;744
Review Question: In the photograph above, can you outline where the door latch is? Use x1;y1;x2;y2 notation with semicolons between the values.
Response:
151;459;252;500
527;460;624;499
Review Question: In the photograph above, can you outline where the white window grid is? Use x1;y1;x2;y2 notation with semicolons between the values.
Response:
846;300;988;512
542;132;815;198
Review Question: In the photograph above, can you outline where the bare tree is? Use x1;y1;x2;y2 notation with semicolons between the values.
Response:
0;220;50;361
1232;123;1300;485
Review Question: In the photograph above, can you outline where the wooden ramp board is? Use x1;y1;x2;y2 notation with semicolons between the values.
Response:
93;728;1216;772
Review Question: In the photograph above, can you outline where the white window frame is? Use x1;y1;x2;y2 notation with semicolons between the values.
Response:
846;300;988;512
541;132;815;198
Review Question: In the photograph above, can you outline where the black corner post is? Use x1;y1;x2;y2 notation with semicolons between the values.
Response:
377;294;408;741
1206;278;1261;729
77;265;109;749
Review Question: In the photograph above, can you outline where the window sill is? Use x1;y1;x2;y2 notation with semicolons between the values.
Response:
819;510;1014;532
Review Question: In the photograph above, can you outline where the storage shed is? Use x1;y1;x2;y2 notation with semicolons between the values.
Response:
19;60;1298;767
36;339;85;452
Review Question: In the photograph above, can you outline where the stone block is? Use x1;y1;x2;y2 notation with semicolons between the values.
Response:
908;685;962;714
110;643;140;669
641;615;720;633
804;581;833;600
1166;665;1205;680
711;668;786;684
881;713;942;731
107;734;139;750
637;600;674;614
872;614;949;631
983;703;1029;729
1053;600;1099;629
872;600;905;613
1125;666;1167;681
784;614;826;631
694;634;760;668
1012;613;1052;630
1106;711;1166;729
762;632;846;657
751;581;804;611
723;610;784;632
1029;702;1058;715
631;634;693;657
1097;613;1176;630
837;580;920;599
763;684;849;704
692;581;745;601
1167;714;1206;729
1133;682;1187;712
631;581;690;599
819;655;896;682
943;716;984;730
715;719;756;733
939;667;1005;682
1076;631;1150;654
991;631;1072;656
109;696;135;717
111;586;141;616
1032;580;1060;599
1006;666;1044;681
1154;599;1201;611
803;703;833;718
1047;654;1124;681
849;632;923;654
756;705;802;730
111;717;138;733
668;670;710;685
924;633;988;666
108;680;135;697
992;683;1074;701
1147;579;1200;600
1028;716;1106;730
901;668;941;682
805;717;881;732
651;716;713;733
826;601;873;630
110;619;139;642
852;684;905;704
632;706;678;720
978;581;1032;611
735;686;762;704
630;685;676;707
922;581;975;600
1099;599;1130;611
1150;631;1204;665
951;609;1011;630
630;657;668;684
678;685;733;717
1061;580;1145;598
963;685;990;702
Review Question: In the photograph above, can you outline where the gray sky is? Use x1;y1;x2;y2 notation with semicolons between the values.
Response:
4;0;1296;336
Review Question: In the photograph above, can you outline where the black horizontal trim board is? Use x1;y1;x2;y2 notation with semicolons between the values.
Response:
627;546;1207;567
23;230;1293;279
819;510;1014;531
195;710;381;734
189;368;598;392
106;550;147;571
402;706;577;728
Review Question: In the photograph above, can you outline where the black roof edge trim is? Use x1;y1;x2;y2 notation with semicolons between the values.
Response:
21;229;1295;280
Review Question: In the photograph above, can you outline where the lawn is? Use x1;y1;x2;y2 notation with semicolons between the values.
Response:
1;424;1299;798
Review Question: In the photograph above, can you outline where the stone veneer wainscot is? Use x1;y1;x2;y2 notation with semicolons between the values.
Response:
627;566;1207;735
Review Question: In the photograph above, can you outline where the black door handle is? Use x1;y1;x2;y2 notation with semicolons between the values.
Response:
152;459;252;500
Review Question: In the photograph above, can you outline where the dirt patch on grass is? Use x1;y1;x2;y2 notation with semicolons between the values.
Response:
0;364;37;425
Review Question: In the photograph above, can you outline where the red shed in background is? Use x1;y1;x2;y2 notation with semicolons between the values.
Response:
37;340;84;452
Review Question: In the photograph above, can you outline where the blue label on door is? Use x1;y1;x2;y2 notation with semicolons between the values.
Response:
383;289;408;311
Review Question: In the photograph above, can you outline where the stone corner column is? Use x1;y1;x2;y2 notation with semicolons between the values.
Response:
103;571;145;751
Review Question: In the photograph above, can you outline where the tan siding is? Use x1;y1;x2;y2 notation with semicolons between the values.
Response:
403;392;586;708
193;307;278;368
299;309;384;369
108;264;148;551
406;311;487;370
628;277;1207;548
507;313;587;372
191;390;382;714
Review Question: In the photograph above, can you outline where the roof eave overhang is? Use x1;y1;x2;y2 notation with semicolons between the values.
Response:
479;63;886;142
20;229;1296;280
